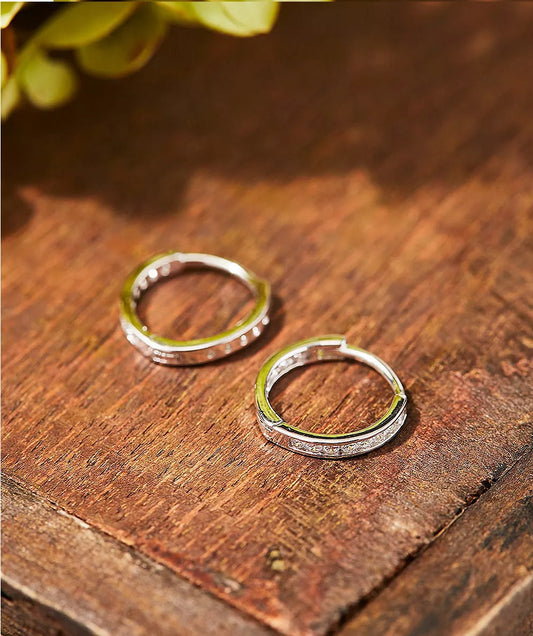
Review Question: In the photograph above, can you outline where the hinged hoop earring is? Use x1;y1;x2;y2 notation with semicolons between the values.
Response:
255;335;407;458
120;251;271;365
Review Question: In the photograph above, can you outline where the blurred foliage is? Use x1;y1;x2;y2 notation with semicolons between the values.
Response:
1;1;285;119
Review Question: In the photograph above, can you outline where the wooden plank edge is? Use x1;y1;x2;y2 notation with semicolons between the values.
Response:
2;580;94;636
1;474;275;636
336;446;533;636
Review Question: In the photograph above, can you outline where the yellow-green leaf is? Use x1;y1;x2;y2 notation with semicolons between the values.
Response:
156;2;199;26
1;75;20;119
37;2;138;49
19;48;77;109
1;2;23;29
219;1;279;35
76;5;167;78
1;51;8;88
190;1;279;37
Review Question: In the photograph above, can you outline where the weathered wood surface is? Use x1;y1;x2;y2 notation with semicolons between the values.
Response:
341;449;533;636
1;475;272;636
2;4;533;635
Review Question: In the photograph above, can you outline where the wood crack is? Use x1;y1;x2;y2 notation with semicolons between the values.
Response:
328;443;533;635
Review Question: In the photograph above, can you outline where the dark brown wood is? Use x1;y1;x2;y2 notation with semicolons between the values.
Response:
2;4;533;635
2;582;93;636
1;475;272;636
340;449;533;636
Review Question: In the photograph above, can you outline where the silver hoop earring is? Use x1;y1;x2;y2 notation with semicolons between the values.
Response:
255;335;407;459
120;251;271;365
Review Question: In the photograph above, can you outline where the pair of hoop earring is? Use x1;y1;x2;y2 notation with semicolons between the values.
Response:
120;252;407;459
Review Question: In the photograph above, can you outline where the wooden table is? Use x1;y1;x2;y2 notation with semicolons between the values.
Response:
2;4;532;635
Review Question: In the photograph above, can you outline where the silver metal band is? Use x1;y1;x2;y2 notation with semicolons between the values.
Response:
120;251;271;365
255;335;407;458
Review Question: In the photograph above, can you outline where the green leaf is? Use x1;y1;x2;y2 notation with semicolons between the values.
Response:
219;1;279;35
156;2;199;26
1;2;23;29
1;51;7;88
19;48;77;109
36;2;138;49
76;5;167;78
1;76;20;119
189;1;279;37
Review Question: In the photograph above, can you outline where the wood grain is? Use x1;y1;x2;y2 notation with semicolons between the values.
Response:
341;449;533;636
2;4;533;635
1;475;272;636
